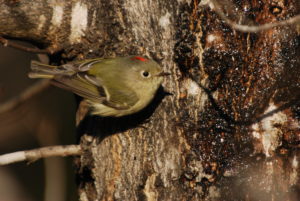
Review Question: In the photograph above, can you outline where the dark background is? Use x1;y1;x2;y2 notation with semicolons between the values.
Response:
0;44;77;201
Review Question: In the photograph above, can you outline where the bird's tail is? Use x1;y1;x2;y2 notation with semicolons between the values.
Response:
28;61;76;79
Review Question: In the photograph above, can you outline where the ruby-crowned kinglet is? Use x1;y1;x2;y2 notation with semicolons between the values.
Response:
29;56;169;117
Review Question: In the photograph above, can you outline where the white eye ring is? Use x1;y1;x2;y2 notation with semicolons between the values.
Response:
141;71;151;78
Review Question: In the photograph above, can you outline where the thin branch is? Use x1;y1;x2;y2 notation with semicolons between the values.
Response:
0;80;50;114
0;37;54;54
209;0;300;32
0;145;82;165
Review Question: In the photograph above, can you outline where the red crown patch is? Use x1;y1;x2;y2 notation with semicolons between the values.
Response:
131;56;148;62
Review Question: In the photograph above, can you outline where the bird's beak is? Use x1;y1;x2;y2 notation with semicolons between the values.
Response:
157;71;171;77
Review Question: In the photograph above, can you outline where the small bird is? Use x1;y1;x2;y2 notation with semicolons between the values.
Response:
29;56;169;117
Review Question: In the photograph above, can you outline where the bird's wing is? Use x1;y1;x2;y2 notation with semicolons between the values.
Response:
34;58;138;109
51;74;106;103
101;82;139;110
83;74;139;110
53;73;139;110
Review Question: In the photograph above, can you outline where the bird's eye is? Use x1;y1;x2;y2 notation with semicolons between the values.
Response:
141;71;150;78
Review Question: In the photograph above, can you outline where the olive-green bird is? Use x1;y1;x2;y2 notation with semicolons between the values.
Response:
29;56;169;117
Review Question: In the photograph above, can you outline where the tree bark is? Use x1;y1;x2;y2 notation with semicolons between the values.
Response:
1;0;299;200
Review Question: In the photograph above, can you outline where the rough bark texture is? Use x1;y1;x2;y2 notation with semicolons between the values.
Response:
1;0;299;200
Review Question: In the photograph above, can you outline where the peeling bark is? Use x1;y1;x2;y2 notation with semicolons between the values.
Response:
1;0;300;200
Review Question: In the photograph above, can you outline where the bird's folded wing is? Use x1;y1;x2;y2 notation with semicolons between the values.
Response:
52;73;139;110
51;75;105;103
101;82;139;110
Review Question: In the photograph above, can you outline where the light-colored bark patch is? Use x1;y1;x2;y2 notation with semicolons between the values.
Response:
143;174;158;201
38;15;46;31
51;4;64;27
252;103;287;157
159;12;171;28
290;155;299;185
70;2;88;44
185;79;202;96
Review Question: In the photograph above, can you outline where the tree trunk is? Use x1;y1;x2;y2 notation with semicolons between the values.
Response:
1;0;299;200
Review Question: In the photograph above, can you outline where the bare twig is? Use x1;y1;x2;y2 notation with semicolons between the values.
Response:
0;80;50;114
0;145;81;165
0;37;53;54
209;0;300;32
